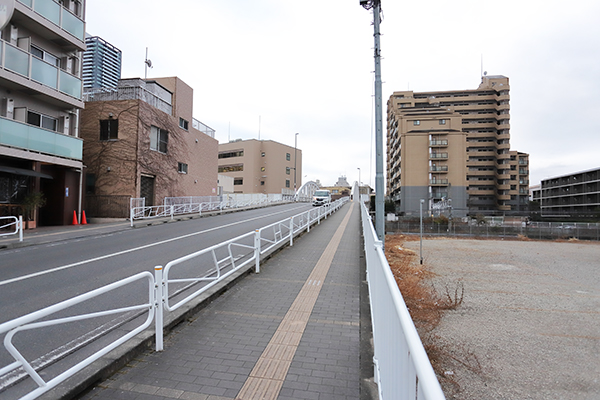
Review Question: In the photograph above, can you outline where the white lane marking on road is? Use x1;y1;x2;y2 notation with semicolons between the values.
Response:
0;206;306;287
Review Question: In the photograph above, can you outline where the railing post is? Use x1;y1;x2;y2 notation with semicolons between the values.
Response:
307;212;310;233
254;229;261;273
154;266;164;351
18;216;23;242
170;205;174;220
289;217;294;247
130;207;134;227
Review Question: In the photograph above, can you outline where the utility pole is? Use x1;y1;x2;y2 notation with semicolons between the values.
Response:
361;0;384;243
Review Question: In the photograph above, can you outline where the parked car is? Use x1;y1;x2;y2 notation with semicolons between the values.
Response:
312;190;331;206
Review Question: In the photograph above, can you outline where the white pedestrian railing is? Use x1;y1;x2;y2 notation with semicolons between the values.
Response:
154;197;349;350
0;199;349;399
0;216;23;242
0;272;154;400
360;202;445;400
131;194;293;226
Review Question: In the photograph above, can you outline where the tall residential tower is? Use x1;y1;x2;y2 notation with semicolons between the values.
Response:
82;35;121;90
387;75;529;217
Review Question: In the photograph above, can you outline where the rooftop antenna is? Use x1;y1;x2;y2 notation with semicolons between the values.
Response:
144;47;153;79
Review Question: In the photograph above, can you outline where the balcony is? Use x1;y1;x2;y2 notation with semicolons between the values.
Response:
17;0;85;42
429;139;448;147
430;152;448;160
0;116;82;160
1;40;82;102
192;119;215;138
430;165;448;172
430;179;449;186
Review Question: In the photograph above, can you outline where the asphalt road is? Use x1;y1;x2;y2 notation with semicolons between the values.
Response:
0;203;312;392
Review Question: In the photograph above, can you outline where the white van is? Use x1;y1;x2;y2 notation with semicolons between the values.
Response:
312;190;331;206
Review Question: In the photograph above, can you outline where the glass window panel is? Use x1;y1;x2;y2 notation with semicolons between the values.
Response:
41;115;57;131
34;0;60;25
150;126;158;150
61;8;84;40
27;112;41;126
59;70;82;98
5;45;30;76
31;57;58;88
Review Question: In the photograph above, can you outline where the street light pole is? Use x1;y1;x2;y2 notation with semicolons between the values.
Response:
361;0;384;243
294;133;299;192
420;199;424;264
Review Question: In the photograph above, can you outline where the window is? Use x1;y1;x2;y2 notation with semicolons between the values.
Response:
218;164;243;173
286;153;291;161
234;178;243;185
218;150;243;159
439;119;446;125
261;152;265;157
27;111;57;131
100;119;118;140
260;181;265;186
261;167;265;172
413;120;420;126
85;173;96;195
150;126;168;153
178;162;188;174
285;180;290;188
179;118;189;130
286;167;290;175
30;45;60;67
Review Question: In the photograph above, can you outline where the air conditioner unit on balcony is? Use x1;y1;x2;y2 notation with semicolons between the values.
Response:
59;115;70;135
1;98;14;119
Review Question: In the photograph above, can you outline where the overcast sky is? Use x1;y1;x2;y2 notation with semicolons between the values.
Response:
85;0;600;188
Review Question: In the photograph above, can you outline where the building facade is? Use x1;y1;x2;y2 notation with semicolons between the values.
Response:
82;35;121;90
387;75;529;217
218;139;302;194
0;0;86;226
539;167;600;219
80;77;218;217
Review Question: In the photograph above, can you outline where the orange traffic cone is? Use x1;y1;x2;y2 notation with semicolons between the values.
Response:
72;210;79;225
81;210;87;225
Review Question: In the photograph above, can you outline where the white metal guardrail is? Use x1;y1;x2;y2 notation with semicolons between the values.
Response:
0;216;23;242
154;198;348;350
361;202;445;400
0;199;348;399
130;195;292;226
0;272;154;400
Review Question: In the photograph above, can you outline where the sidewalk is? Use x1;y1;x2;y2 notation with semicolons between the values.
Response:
77;201;369;400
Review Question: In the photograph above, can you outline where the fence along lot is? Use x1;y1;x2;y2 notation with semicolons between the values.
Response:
387;220;600;241
402;237;600;400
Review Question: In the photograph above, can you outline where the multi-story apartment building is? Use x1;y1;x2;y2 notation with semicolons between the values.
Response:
539;167;600;219
0;0;86;226
82;35;121;90
387;75;529;217
80;77;218;217
218;139;302;194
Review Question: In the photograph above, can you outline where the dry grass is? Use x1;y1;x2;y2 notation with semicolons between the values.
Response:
385;234;476;398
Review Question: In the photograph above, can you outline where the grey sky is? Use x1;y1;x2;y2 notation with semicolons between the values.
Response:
86;0;600;188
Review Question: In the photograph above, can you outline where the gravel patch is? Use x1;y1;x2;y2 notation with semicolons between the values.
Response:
403;238;600;400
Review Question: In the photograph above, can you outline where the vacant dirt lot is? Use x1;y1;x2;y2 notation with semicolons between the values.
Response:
401;237;600;400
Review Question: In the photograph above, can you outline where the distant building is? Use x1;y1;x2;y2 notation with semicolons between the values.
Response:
218;174;234;194
218;139;302;194
334;175;350;187
321;176;352;200
80;77;218;217
539;168;600;219
0;0;86;226
387;75;529;217
82;35;122;90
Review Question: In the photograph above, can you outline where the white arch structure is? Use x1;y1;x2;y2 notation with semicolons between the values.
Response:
295;181;320;202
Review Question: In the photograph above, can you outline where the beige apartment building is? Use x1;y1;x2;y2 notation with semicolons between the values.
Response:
0;0;86;226
387;75;529;217
80;77;218;217
218;139;302;194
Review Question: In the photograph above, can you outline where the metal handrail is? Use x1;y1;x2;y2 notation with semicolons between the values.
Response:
0;272;155;400
0;216;23;242
360;202;445;400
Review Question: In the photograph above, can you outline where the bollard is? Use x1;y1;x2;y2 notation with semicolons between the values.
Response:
254;230;261;273
289;217;294;247
18;216;23;242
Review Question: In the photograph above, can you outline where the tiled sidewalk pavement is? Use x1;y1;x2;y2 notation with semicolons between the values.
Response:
80;202;363;400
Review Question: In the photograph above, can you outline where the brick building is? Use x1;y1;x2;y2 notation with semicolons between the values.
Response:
80;77;218;217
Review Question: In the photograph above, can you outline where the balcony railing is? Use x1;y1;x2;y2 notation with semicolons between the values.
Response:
84;86;172;115
429;140;448;146
17;0;85;41
430;165;448;172
430;179;449;185
0;116;82;160
1;40;82;100
430;153;448;159
192;118;216;138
